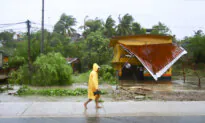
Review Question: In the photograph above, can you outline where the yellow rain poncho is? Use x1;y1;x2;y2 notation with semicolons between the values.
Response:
88;63;100;100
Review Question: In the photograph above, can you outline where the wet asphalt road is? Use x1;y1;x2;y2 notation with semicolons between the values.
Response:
1;116;205;123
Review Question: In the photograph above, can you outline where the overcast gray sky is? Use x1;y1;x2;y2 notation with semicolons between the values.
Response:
1;0;205;39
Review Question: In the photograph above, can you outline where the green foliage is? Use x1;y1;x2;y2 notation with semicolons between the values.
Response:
181;30;205;63
0;86;14;93
8;56;25;67
187;32;205;63
17;85;108;96
132;22;146;35
172;63;205;77
116;14;134;36
0;31;15;47
0;86;5;93
72;66;117;85
99;65;117;85
9;52;73;86
151;22;171;35
72;70;91;83
62;41;83;58
83;18;104;37
81;31;113;69
32;52;73;86
54;13;77;36
12;38;40;63
99;65;115;77
3;14;178;87
104;15;116;38
8;64;30;85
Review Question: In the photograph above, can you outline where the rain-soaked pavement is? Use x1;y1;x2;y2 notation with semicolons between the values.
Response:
1;102;205;117
1;116;205;123
1;101;205;123
1;81;205;122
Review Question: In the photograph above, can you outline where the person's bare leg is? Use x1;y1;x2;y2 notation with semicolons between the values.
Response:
84;99;92;109
95;95;102;108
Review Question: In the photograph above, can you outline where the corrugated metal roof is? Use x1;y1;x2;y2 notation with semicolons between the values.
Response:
66;58;78;64
120;43;187;80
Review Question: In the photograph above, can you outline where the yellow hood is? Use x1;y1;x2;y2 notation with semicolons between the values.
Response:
93;63;100;72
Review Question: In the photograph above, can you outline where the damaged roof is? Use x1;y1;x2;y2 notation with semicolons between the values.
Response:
110;34;187;80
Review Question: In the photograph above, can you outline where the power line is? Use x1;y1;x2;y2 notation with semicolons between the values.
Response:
0;20;54;33
0;27;27;32
0;21;26;26
0;23;26;29
0;25;26;29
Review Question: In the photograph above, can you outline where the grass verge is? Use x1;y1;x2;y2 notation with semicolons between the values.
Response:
17;85;108;96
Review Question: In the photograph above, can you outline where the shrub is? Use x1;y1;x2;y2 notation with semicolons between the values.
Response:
8;56;25;68
8;64;30;85
9;52;73;86
17;86;108;96
99;65;115;78
98;64;117;85
72;70;91;83
32;52;73;86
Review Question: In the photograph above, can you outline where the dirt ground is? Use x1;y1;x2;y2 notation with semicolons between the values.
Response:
113;76;205;101
151;91;205;101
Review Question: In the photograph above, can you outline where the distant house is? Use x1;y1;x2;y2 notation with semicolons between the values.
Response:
0;50;9;69
145;29;153;34
66;57;81;73
71;33;82;42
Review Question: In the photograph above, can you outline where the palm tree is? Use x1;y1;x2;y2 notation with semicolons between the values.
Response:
104;15;116;38
82;18;103;37
54;13;77;36
132;22;146;35
116;14;134;36
151;22;171;35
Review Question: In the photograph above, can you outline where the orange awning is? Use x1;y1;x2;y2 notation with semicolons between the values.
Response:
120;43;187;80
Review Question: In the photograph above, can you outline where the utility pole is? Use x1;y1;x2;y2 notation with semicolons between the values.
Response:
26;20;32;73
41;0;44;53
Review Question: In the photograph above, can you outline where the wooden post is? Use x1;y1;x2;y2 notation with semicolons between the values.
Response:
26;20;31;72
182;62;186;83
192;64;201;88
26;20;32;84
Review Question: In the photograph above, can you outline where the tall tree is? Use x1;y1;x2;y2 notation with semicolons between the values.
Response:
116;14;134;36
0;30;15;47
104;15;116;38
151;22;171;35
131;22;146;35
186;30;205;63
83;18;104;37
82;31;112;69
54;13;77;36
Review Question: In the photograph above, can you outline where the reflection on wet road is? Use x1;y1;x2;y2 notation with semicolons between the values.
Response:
1;116;205;123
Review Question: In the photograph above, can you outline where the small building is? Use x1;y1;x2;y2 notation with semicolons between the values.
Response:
0;51;9;69
109;34;187;83
0;51;9;81
66;57;81;73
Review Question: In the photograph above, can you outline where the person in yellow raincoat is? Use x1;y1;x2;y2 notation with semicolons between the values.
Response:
84;63;101;109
